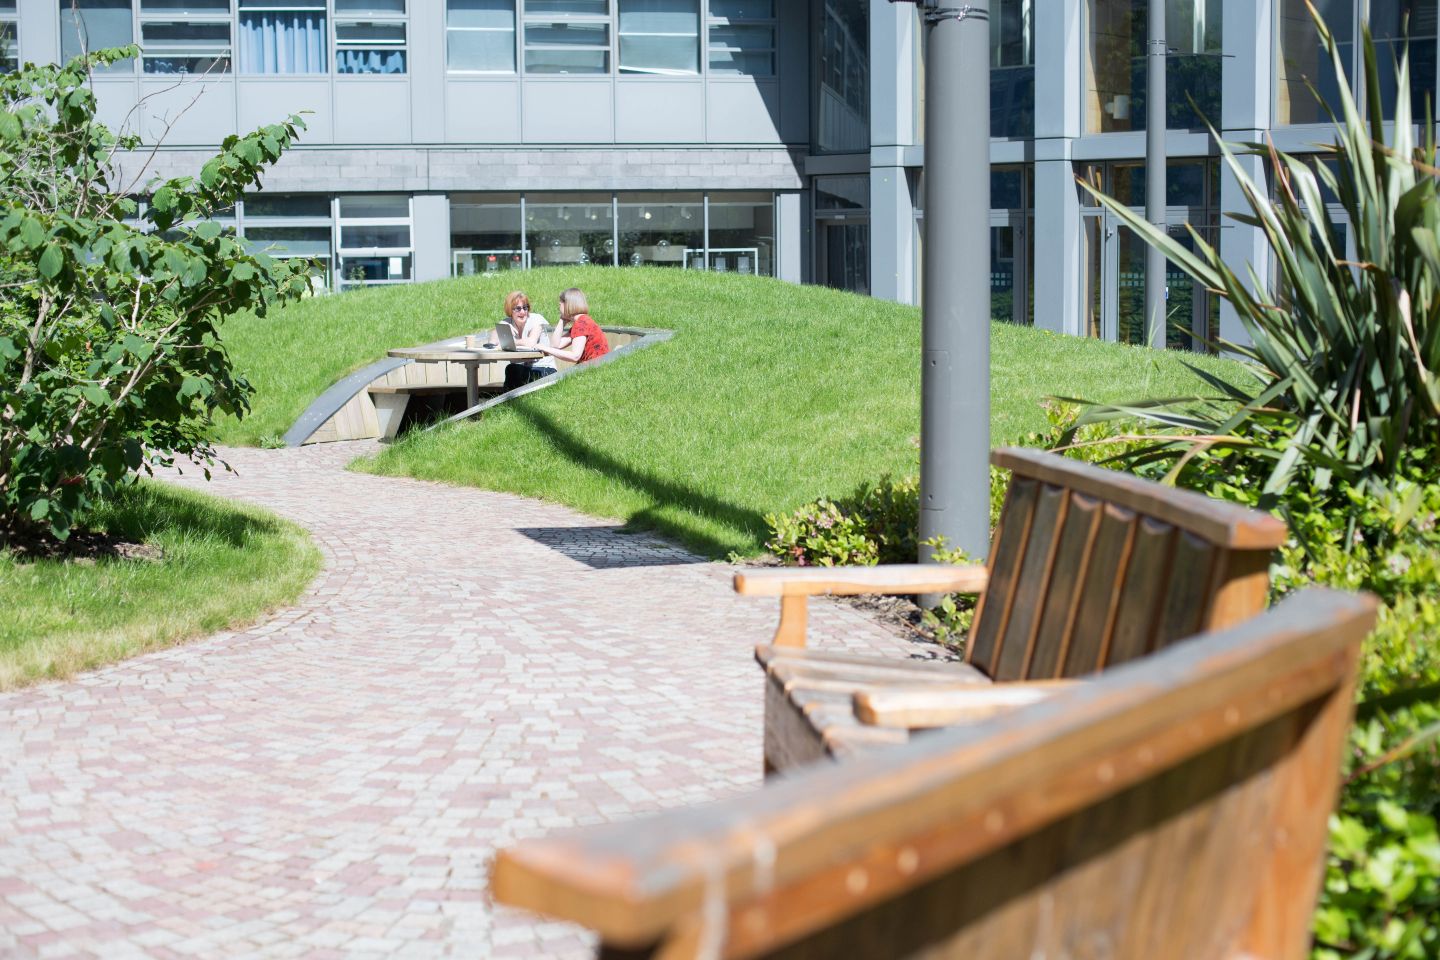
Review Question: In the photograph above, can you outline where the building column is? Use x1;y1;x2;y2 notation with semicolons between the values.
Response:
1031;0;1084;335
869;0;919;303
870;164;915;303
411;193;451;283
777;191;804;284
1219;0;1274;346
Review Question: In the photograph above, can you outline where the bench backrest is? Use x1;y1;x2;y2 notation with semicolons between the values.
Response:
491;589;1374;960
967;447;1288;682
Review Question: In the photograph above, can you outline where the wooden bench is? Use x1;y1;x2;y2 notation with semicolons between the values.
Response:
492;588;1376;959
368;383;504;440
735;447;1289;771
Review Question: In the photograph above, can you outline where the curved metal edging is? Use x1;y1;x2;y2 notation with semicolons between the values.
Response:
434;326;674;428
283;357;413;448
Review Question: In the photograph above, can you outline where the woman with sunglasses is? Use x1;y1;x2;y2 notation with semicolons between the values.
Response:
499;290;556;391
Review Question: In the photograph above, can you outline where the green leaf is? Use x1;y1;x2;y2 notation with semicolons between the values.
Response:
81;385;109;407
0;110;20;140
28;498;49;521
1379;799;1411;833
231;262;256;282
37;243;63;278
193;220;222;241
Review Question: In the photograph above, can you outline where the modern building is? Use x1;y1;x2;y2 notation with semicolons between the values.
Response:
4;1;1434;348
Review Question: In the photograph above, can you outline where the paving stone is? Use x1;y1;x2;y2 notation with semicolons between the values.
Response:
0;441;936;956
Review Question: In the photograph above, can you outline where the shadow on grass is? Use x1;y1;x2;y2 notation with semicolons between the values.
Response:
508;403;767;558
93;481;287;551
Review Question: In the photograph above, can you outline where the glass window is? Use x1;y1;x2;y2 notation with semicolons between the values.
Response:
1085;0;1222;133
141;20;232;74
706;191;773;275
337;194;412;288
524;1;611;74
451;193;527;274
246;226;332;287
1371;0;1438;120
1277;0;1353;124
814;0;868;153
238;0;326;74
243;193;331;218
0;1;16;73
991;0;1034;137
526;192;615;265
60;0;134;72
140;0;228;10
707;0;773;75
815;175;868;210
618;0;698;74
617;192;703;266
336;18;407;73
447;0;516;72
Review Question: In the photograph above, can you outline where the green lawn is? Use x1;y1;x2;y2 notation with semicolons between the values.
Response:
217;267;1242;557
0;481;321;689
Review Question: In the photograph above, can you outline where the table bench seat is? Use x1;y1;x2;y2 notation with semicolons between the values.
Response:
367;382;505;439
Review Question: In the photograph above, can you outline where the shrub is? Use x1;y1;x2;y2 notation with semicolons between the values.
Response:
0;50;313;540
1073;14;1440;502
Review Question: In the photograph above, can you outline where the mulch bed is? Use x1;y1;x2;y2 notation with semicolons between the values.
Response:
0;528;162;564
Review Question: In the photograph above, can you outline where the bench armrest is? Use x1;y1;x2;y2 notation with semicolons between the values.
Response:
734;564;988;649
854;679;1081;729
734;563;988;598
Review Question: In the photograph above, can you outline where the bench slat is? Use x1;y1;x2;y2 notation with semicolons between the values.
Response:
966;476;1039;674
993;482;1069;681
1061;502;1137;677
1107;517;1178;667
1026;492;1102;680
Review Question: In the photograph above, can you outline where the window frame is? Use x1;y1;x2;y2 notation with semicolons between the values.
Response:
705;0;774;77
235;0;329;76
333;1;409;76
616;0;701;76
0;0;18;73
446;0;518;74
137;7;234;76
336;194;414;289
522;0;613;76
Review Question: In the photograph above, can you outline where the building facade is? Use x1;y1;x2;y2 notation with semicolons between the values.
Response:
4;1;1435;348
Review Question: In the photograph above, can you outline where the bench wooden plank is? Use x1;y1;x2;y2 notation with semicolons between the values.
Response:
992;482;1069;681
966;475;1040;673
1026;491;1102;679
492;590;1375;958
1062;502;1138;677
1106;517;1177;667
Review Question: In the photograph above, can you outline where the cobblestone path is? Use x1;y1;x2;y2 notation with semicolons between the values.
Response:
0;442;923;958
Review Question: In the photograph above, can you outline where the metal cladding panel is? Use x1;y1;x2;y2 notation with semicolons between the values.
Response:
705;80;782;143
616;81;704;143
446;80;522;144
238;79;332;144
334;79;412;143
522;80;614;143
140;80;237;146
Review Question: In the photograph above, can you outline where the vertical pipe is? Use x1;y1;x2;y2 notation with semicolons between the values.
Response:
919;2;992;573
1146;0;1168;349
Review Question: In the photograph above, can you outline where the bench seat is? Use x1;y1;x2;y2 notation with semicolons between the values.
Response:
367;383;505;439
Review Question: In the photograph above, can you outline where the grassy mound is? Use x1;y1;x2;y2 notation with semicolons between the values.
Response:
0;482;321;689
221;266;1238;557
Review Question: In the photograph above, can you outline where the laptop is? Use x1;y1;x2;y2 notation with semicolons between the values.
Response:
494;323;518;350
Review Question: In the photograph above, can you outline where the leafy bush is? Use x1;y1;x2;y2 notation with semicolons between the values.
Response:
0;50;313;540
1074;16;1440;501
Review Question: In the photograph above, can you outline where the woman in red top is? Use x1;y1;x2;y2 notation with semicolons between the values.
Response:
536;287;610;365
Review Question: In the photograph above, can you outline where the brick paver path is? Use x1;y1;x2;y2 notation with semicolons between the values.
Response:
0;442;927;958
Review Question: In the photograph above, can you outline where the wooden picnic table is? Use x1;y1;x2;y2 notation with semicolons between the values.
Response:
386;337;542;408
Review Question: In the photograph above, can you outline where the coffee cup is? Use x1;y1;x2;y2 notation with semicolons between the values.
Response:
464;335;479;348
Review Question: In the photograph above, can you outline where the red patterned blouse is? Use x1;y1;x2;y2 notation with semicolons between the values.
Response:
567;314;611;363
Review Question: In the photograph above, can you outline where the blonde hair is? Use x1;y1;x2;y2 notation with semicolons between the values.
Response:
502;290;530;317
558;287;589;321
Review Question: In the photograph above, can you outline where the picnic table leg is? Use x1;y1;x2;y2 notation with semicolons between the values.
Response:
466;362;479;408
